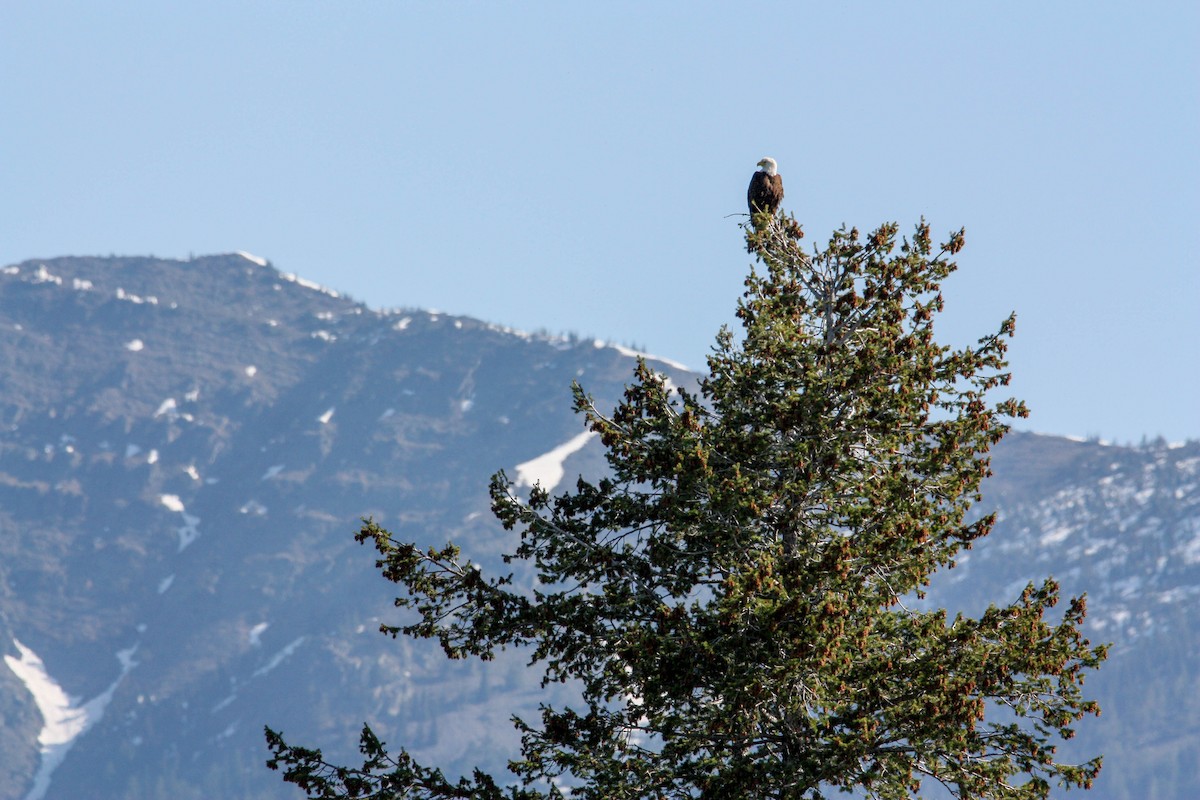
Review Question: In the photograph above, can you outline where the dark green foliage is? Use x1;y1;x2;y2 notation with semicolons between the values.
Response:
267;216;1105;799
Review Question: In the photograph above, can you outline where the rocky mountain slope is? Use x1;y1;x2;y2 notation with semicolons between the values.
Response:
0;255;1195;799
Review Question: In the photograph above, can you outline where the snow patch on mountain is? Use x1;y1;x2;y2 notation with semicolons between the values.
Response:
4;639;138;800
115;287;157;305
1040;526;1073;545
252;637;306;678
248;623;270;647
160;495;201;550
239;499;268;516
30;265;63;286
212;694;237;714
594;339;690;372
515;430;596;492
154;398;177;419
279;272;340;298
235;251;269;267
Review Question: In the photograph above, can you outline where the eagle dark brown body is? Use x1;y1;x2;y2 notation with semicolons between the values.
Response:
748;157;784;217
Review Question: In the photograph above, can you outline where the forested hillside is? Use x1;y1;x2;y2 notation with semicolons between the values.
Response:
0;255;1194;799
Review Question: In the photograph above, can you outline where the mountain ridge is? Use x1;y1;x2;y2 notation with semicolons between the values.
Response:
0;254;1195;799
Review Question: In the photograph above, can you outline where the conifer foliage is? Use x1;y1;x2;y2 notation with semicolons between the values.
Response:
266;215;1106;799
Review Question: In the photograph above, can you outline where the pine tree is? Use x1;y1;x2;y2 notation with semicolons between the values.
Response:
266;214;1106;799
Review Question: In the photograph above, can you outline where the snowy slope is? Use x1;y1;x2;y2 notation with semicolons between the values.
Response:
0;254;1195;800
0;254;686;800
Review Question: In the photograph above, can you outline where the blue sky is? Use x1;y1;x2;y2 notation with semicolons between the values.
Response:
3;2;1196;443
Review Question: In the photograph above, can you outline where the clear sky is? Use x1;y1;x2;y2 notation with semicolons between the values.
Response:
2;2;1196;443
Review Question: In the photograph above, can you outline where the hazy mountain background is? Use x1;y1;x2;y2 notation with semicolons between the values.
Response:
0;255;1195;799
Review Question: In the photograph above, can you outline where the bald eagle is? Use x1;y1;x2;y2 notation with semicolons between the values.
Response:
747;157;784;218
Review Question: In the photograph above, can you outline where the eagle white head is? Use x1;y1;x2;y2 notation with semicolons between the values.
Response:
757;157;778;177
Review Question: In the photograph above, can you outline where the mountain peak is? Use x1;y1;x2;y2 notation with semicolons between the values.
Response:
0;255;1195;799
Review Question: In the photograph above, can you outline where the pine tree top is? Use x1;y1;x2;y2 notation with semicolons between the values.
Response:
267;214;1105;800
